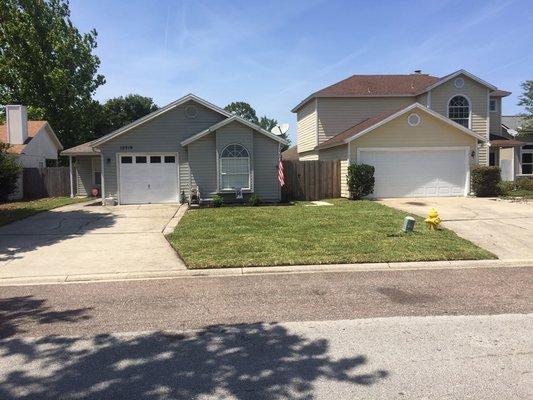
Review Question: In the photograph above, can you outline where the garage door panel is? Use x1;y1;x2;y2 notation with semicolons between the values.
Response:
119;154;178;204
358;148;467;198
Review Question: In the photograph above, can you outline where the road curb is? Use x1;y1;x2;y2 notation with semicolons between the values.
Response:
0;259;532;286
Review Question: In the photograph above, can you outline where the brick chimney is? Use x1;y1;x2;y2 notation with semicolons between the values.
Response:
6;105;28;145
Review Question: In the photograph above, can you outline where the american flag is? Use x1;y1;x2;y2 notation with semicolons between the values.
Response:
278;155;285;186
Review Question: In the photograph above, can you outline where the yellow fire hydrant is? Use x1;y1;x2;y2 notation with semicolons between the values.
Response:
425;208;441;230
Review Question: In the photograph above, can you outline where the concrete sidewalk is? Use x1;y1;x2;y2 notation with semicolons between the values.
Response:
1;258;531;286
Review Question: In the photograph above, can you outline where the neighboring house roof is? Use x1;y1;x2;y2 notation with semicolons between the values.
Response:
91;94;232;147
316;103;487;150
0;120;63;154
501;115;532;132
281;145;298;160
489;133;524;148
181;115;288;146
292;69;509;112
61;140;100;156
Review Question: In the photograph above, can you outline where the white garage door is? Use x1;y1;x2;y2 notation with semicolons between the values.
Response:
358;147;469;198
119;154;178;204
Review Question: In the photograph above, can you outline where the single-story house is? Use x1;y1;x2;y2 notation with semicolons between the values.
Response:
1;105;63;199
61;94;288;204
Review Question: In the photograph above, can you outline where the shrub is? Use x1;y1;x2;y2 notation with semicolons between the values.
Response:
212;195;223;208
0;143;22;201
347;163;375;200
516;177;533;191
497;181;514;196
471;166;501;197
248;194;261;206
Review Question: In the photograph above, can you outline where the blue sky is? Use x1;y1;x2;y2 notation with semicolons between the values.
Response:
70;0;533;143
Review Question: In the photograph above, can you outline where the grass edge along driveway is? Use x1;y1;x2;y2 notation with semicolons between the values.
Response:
0;197;89;227
168;199;496;269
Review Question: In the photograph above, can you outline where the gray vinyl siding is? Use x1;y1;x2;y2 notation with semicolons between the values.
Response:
252;132;280;201
75;156;94;196
189;134;217;196
489;97;502;134
98;101;225;199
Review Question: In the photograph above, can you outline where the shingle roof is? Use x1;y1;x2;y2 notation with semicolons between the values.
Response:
502;115;526;131
61;140;100;155
281;145;298;160
0;121;48;154
292;71;511;112
292;74;439;112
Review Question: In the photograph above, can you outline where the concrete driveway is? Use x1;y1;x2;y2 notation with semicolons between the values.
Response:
0;201;186;283
380;197;533;260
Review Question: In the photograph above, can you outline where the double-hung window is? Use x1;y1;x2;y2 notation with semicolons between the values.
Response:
522;145;533;175
219;144;250;190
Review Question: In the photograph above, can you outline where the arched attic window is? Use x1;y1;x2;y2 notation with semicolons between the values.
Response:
220;144;250;189
448;95;470;128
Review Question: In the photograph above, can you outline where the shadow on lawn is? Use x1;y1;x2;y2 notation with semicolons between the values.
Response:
0;322;389;399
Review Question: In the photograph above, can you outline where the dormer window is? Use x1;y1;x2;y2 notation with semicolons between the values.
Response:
448;95;470;128
489;99;497;112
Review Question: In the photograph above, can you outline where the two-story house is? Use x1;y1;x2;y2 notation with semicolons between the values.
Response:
291;69;513;198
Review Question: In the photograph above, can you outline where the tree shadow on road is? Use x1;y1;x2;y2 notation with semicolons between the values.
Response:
0;322;389;399
0;295;92;339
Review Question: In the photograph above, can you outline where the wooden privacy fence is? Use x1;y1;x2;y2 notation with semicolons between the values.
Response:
23;167;71;199
282;160;341;201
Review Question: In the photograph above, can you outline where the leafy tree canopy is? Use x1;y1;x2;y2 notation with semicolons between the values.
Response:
225;101;291;151
94;94;158;138
518;80;533;132
0;0;105;148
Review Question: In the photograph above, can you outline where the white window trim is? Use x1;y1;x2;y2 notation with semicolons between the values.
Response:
447;94;472;129
489;99;497;113
218;143;252;191
521;144;533;175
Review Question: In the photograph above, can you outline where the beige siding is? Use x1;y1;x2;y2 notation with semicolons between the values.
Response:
489;97;502;134
416;93;429;106
296;100;317;152
429;74;489;165
298;150;319;160
318;144;347;161
340;160;349;198
348;111;478;170
317;97;414;143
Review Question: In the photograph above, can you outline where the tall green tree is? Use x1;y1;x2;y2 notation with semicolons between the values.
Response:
224;101;259;124
94;94;158;138
225;101;291;151
518;80;533;132
0;0;105;148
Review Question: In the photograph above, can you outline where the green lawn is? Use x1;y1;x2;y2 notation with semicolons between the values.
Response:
501;189;533;199
168;199;495;269
0;197;90;227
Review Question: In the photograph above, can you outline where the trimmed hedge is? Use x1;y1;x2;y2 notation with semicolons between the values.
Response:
347;163;375;200
472;166;501;197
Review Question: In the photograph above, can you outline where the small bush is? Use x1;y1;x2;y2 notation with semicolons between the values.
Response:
516;177;533;191
347;163;375;200
497;181;514;196
212;195;223;208
471;166;501;197
248;194;261;206
0;143;22;201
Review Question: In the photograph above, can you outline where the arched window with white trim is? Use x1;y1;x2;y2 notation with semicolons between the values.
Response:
448;95;470;128
220;144;250;189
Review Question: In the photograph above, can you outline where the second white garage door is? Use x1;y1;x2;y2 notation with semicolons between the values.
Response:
358;147;469;198
119;154;178;204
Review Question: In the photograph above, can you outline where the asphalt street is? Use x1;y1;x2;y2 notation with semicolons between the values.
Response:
1;266;532;399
